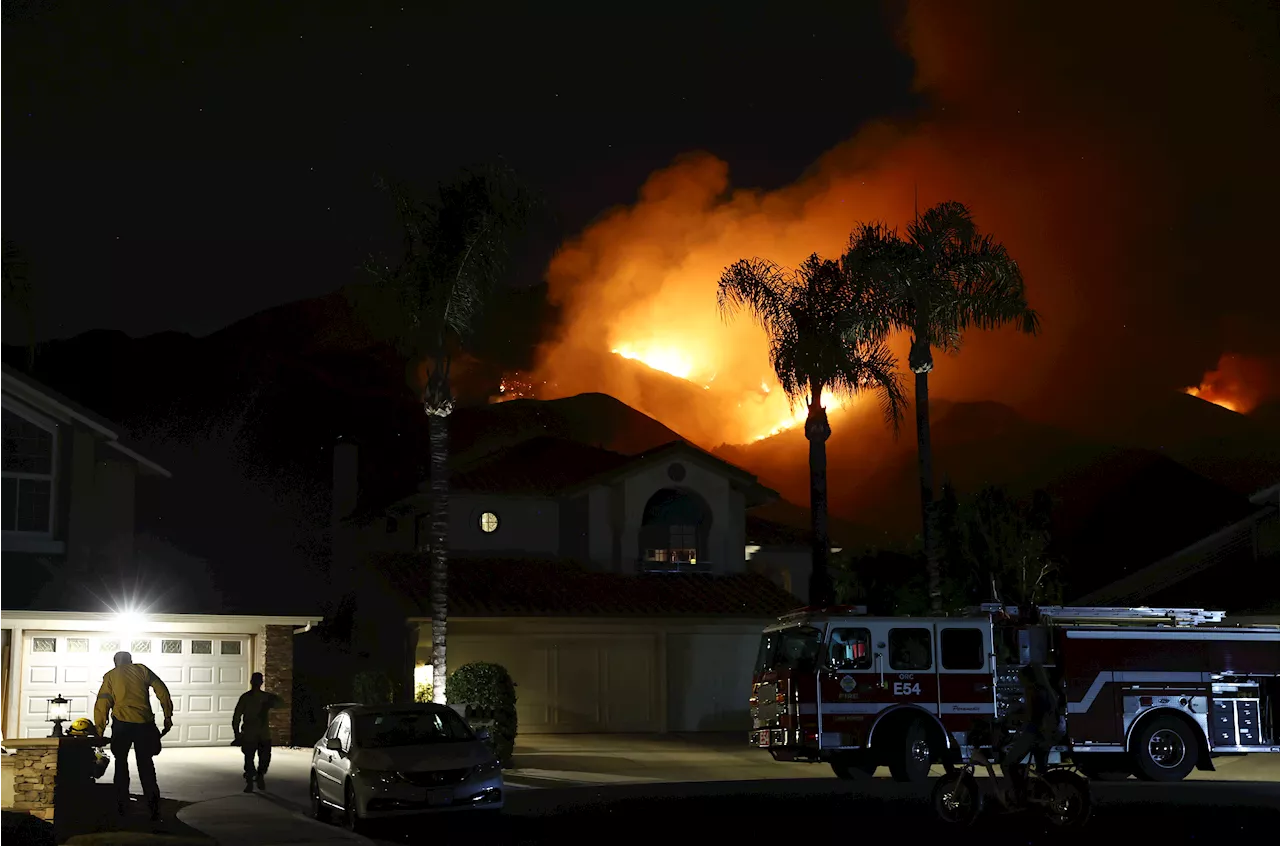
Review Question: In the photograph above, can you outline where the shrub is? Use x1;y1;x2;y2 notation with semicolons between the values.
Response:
446;662;518;767
351;670;399;706
414;681;433;703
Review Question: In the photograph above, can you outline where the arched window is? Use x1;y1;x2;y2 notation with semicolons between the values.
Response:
2;407;56;535
639;488;711;572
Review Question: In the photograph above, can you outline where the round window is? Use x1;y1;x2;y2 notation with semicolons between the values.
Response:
667;462;687;482
479;512;500;533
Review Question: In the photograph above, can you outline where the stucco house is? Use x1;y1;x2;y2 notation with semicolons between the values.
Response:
333;431;806;733
1;363;321;746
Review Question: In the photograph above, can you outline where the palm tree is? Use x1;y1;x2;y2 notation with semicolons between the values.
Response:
360;163;533;703
718;253;908;605
846;202;1039;613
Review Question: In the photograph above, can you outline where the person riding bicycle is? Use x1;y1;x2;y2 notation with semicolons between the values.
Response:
1000;662;1061;804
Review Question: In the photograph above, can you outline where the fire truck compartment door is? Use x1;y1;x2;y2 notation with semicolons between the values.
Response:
936;621;997;719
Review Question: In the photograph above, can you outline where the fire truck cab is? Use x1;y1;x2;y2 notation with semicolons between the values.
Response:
749;604;1280;784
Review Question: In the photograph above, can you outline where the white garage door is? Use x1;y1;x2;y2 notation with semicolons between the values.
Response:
451;633;661;733
19;632;250;746
665;632;758;731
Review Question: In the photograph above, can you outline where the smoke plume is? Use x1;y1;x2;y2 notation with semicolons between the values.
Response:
532;0;1280;448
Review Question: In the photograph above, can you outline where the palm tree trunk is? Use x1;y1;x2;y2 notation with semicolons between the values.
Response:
914;367;942;613
427;412;450;704
804;385;834;606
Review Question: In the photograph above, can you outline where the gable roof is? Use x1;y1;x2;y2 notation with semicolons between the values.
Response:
374;554;799;618
450;436;635;496
2;362;170;477
446;436;776;505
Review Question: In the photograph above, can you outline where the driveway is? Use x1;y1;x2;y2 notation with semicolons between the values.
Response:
153;746;315;810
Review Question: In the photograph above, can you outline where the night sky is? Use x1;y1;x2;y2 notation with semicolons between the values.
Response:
3;0;913;339
4;0;1280;412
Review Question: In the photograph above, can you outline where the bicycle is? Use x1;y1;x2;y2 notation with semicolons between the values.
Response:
931;725;1092;828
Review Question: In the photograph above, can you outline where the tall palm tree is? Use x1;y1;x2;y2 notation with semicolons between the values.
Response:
361;163;533;703
719;253;908;605
847;202;1039;613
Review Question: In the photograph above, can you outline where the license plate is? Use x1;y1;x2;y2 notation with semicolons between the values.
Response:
427;788;452;807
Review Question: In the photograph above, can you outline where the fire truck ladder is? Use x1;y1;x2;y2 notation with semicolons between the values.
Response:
977;604;1227;627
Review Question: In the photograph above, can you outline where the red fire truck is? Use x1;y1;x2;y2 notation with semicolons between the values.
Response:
749;604;1280;783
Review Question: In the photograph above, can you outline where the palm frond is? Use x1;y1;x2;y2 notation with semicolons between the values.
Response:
826;337;908;436
717;258;793;337
357;163;535;360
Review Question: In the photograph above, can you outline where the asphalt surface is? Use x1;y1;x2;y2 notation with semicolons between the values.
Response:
361;777;1280;845
147;742;1280;845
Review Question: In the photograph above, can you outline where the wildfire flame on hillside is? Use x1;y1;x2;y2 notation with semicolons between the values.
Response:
1183;353;1272;415
609;345;847;441
521;2;1279;449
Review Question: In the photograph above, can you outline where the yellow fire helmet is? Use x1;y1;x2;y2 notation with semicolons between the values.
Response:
68;717;95;735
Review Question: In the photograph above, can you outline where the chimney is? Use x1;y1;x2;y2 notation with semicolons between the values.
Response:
332;439;359;524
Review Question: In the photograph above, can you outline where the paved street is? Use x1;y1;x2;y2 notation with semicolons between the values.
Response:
146;737;1280;844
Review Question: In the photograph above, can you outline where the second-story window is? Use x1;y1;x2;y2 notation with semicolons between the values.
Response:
2;408;56;535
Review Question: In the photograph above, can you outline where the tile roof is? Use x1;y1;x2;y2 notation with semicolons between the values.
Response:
374;554;800;618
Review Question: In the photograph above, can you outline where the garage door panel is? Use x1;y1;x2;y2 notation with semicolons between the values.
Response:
603;644;655;731
555;645;601;728
666;633;757;731
19;633;250;747
451;632;661;733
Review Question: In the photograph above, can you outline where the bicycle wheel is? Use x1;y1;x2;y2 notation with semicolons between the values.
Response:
1037;769;1093;828
932;771;984;826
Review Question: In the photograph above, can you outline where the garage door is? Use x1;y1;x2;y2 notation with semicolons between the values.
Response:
19;632;249;746
665;632;758;731
451;633;660;733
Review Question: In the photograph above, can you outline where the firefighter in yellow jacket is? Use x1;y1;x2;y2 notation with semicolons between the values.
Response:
95;651;174;820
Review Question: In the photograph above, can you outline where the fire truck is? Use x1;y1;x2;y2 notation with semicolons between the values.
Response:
749;603;1280;784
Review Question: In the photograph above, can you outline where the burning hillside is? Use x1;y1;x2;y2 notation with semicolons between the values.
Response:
1183;354;1276;415
522;1;1278;450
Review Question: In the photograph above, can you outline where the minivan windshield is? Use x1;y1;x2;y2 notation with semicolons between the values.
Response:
755;625;821;675
353;709;474;748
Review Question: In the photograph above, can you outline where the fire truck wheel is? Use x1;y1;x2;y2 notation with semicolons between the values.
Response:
830;754;877;780
1132;714;1200;782
888;719;934;784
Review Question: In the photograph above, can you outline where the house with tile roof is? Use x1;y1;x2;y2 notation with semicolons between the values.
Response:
330;432;806;734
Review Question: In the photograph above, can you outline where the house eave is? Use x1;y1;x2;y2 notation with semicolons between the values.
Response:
2;364;171;478
0;610;324;630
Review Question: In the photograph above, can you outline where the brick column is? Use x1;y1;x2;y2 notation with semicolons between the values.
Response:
263;625;295;746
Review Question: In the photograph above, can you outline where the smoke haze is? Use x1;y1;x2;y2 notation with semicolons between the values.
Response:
531;0;1280;447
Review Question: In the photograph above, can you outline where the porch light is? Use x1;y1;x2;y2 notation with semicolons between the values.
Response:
48;694;70;737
